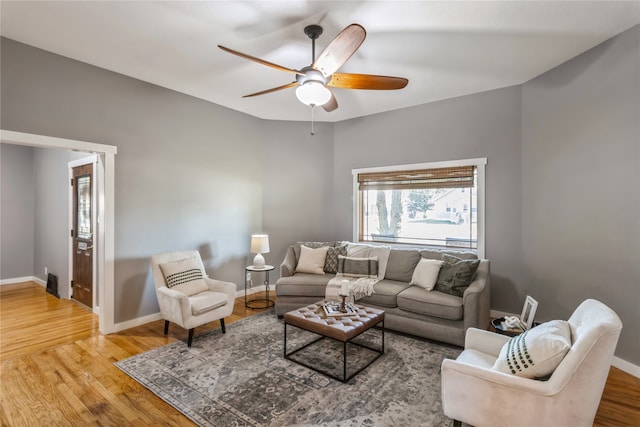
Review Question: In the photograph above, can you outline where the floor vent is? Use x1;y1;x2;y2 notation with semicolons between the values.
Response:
46;273;59;298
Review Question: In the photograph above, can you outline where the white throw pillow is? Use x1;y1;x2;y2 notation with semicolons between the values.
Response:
410;258;444;290
295;245;329;275
159;257;209;296
492;320;572;379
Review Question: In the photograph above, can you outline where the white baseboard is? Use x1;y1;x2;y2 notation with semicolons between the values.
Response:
612;356;640;378
490;310;639;378
112;312;163;333
0;276;45;286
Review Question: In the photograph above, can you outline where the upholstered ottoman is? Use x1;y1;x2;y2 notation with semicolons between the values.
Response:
283;302;385;382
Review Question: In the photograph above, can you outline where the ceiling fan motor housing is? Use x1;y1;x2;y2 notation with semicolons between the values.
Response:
296;66;328;86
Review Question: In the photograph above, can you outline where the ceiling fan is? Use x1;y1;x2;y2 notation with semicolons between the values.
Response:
218;23;409;112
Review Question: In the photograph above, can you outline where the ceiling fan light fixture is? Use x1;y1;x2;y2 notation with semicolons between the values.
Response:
296;81;331;107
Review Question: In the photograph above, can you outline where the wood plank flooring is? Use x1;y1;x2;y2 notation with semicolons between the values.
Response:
1;282;639;426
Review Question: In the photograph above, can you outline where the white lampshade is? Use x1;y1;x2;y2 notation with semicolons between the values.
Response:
295;81;331;107
250;234;270;268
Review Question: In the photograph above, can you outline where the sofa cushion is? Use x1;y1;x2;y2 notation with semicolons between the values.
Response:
397;286;464;320
357;279;412;308
385;249;421;282
492;320;572;379
324;244;348;273
434;254;481;297
443;251;478;260
410;258;444;290
337;255;379;278
189;291;228;315
275;273;335;297
420;249;449;260
295;245;329;275
422;249;477;261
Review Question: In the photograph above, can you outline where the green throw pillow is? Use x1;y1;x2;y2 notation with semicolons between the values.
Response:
434;254;480;297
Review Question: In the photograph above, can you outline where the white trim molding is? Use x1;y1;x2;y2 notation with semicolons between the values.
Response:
113;312;163;333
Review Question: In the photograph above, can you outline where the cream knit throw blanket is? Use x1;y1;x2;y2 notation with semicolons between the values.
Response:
325;245;391;302
326;276;379;301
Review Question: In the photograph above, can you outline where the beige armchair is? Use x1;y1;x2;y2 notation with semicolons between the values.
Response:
441;299;622;427
150;251;236;347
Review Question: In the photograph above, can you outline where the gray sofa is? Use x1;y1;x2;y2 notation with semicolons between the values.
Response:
275;242;490;347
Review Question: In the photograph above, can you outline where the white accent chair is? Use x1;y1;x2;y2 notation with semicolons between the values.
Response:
441;299;622;427
150;251;236;347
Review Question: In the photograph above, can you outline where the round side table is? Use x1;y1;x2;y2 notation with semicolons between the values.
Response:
244;265;275;309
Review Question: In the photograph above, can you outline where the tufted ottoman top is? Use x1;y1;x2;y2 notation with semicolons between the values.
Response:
284;302;385;342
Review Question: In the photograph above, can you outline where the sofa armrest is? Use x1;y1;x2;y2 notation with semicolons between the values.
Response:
462;259;491;331
280;246;296;277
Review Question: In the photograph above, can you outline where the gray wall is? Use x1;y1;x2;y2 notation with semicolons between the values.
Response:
1;38;260;322
261;119;335;266
332;86;524;311
1;38;333;323
0;144;35;279
521;25;639;363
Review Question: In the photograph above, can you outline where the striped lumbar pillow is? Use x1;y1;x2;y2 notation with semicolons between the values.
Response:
160;257;209;296
337;255;379;278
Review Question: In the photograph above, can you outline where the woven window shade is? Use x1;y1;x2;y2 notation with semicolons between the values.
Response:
358;166;475;190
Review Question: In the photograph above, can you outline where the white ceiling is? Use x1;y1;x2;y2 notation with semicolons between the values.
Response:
1;1;639;122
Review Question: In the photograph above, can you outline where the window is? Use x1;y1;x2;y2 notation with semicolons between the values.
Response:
353;158;486;256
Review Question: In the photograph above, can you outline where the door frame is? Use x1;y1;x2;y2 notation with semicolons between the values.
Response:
69;155;99;313
1;129;117;334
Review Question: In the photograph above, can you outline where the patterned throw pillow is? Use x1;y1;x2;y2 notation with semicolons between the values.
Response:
434;254;480;297
337;255;379;278
159;257;209;296
492;320;572;379
324;245;348;273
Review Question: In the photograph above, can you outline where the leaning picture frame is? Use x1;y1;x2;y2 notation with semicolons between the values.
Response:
520;295;539;330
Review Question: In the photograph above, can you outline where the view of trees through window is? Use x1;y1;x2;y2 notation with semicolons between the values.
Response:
360;183;477;249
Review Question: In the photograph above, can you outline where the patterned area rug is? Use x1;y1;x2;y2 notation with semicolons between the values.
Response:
115;311;462;426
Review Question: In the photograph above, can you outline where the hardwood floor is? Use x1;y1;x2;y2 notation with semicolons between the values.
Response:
1;282;639;426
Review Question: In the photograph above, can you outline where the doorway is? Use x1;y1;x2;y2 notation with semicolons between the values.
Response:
71;161;95;309
1;129;117;334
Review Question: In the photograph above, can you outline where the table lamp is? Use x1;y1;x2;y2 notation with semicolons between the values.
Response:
250;234;270;268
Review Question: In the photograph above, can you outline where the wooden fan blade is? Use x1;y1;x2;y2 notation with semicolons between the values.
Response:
218;45;305;76
322;91;338;112
242;82;299;98
328;73;409;90
312;24;366;77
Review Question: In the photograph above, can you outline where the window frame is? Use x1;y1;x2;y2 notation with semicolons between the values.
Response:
352;158;487;258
